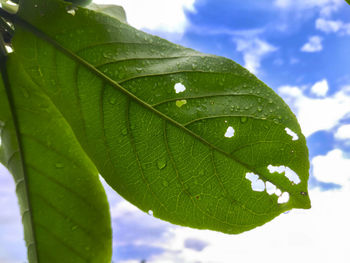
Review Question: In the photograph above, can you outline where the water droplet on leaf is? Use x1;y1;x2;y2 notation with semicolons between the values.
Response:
240;116;248;123
176;100;187;108
157;159;167;170
121;128;128;135
109;98;116;105
55;163;64;169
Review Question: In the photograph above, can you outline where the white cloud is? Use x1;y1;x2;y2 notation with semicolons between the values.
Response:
147;186;350;263
335;124;350;140
278;83;350;137
274;0;344;16
301;36;323;52
316;18;350;35
0;165;26;263
316;18;342;33
311;79;328;97
312;149;350;185
93;0;196;35
235;38;277;74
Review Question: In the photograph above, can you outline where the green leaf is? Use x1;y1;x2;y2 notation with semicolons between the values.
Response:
87;3;127;23
65;0;92;7
0;45;112;262
346;0;350;6
9;0;310;237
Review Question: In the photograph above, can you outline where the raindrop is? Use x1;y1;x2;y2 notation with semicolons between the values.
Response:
257;106;263;112
176;100;187;108
121;128;128;135
240;116;248;123
109;98;117;105
224;126;235;138
174;83;186;93
22;89;30;98
148;210;153;216
162;180;169;187
55;163;64;169
157;159;167;170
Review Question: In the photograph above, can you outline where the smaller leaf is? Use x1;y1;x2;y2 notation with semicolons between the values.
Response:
346;0;350;5
65;0;92;7
0;144;4;164
87;3;127;23
0;0;19;14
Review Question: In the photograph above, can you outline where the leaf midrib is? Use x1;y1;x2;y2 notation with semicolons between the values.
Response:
8;10;288;193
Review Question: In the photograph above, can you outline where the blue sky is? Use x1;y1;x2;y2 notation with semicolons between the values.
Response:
1;0;350;262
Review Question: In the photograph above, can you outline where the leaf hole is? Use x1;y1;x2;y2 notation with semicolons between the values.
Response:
285;127;299;140
174;82;186;93
275;188;282;196
277;192;290;204
245;172;265;192
267;165;301;184
224;126;235;138
4;44;13;53
265;181;277;195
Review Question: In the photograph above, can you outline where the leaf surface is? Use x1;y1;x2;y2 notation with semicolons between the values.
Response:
8;0;310;236
0;38;112;263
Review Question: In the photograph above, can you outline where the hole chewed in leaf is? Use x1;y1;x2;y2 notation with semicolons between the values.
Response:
245;172;265;192
277;192;290;204
265;181;277;195
174;83;186;93
267;165;301;184
5;45;14;53
275;188;282;196
224;126;235;138
285;128;299;140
